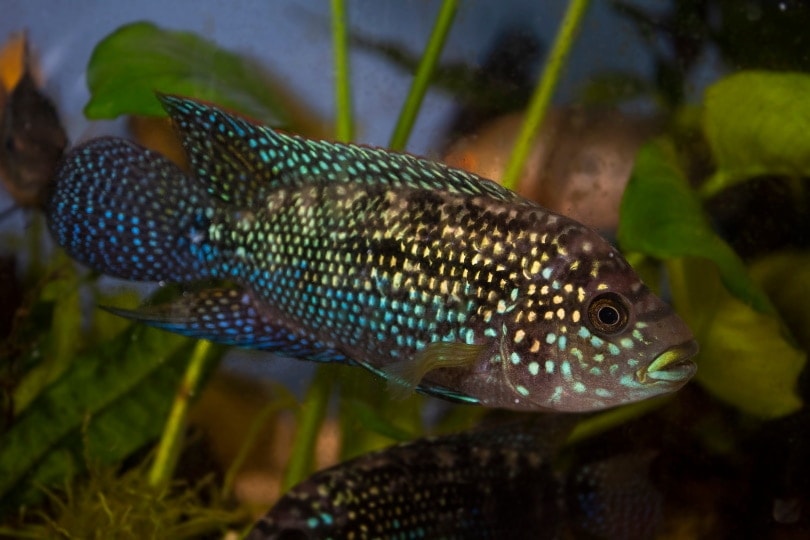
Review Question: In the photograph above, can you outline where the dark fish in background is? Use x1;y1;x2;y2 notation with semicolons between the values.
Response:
46;95;697;413
0;32;68;212
248;421;663;540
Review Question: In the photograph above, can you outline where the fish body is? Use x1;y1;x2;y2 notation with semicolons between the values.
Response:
0;34;67;209
250;422;561;540
247;421;663;540
46;95;696;412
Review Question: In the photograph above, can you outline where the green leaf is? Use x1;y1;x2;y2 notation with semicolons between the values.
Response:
618;140;773;312
13;256;86;415
0;324;221;508
84;21;316;130
668;258;805;419
749;251;810;353
701;71;810;197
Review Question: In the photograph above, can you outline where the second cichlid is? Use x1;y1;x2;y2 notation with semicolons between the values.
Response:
46;95;697;412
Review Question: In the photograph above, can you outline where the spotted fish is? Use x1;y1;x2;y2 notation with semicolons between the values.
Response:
247;421;663;540
46;94;697;412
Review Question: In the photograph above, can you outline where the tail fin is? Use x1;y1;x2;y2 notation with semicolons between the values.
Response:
47;137;214;283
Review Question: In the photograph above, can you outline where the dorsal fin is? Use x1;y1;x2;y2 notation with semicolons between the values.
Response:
159;94;529;209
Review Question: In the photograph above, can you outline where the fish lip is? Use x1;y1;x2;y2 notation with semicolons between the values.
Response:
637;340;699;384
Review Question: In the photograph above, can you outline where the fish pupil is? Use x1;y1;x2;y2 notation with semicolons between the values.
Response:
598;306;620;326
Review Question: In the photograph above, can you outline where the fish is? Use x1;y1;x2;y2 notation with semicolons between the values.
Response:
45;94;697;412
0;32;67;210
247;421;663;540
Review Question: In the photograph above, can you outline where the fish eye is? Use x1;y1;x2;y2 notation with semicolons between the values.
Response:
587;292;629;335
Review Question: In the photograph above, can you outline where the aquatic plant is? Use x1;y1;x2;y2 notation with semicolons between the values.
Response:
0;1;808;537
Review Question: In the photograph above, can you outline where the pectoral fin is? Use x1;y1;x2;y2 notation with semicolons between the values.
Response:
383;342;489;399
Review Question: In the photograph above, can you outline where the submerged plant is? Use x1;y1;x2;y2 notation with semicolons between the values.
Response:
0;1;808;537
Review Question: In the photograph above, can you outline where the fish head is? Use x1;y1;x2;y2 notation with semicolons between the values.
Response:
503;226;697;412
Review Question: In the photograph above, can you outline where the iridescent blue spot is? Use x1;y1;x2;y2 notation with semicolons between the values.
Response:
561;361;573;381
545;333;556;345
557;335;567;351
578;326;591;339
608;343;621;356
595;388;613;398
510;352;520;365
590;336;604;348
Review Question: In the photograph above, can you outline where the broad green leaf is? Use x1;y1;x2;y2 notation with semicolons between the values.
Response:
84;21;322;134
701;71;810;197
668;258;804;419
0;324;221;508
13;260;83;414
618;140;772;312
749;251;810;353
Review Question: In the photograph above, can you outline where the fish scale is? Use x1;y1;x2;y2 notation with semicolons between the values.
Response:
46;94;698;412
248;420;664;540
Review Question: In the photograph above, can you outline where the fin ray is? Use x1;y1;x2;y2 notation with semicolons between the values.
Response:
104;287;348;364
158;95;530;209
383;342;489;399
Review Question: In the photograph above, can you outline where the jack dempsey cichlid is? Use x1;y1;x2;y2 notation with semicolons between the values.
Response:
46;95;697;412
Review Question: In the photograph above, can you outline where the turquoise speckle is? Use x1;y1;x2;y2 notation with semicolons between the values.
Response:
561;361;573;381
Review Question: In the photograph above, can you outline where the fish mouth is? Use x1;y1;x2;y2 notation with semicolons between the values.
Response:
637;340;699;385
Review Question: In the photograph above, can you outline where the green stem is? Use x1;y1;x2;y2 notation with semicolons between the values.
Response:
148;340;212;488
331;0;354;141
282;365;335;492
501;0;590;191
388;0;458;151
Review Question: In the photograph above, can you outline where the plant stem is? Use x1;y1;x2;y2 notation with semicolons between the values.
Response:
331;0;353;141
388;0;458;151
148;340;212;488
501;0;591;191
282;365;335;492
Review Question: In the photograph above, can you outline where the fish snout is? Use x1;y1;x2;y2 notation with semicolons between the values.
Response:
636;340;698;386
